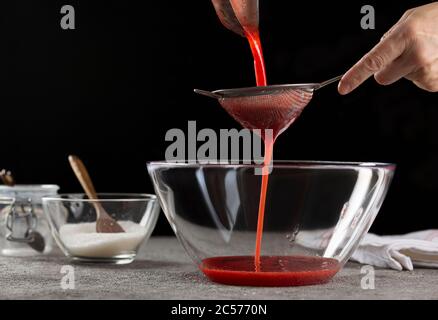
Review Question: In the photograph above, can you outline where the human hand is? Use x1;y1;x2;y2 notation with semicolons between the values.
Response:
338;2;438;94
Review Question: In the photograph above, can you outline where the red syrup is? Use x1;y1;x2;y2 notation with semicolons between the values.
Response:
200;29;338;286
244;29;270;272
245;30;267;87
201;256;340;287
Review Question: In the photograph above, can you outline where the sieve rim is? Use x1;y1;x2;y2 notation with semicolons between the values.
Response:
212;83;317;98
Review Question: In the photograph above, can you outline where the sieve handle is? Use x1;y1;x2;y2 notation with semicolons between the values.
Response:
315;75;343;91
194;89;222;99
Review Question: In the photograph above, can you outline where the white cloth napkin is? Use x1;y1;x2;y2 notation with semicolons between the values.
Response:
295;229;438;271
352;230;438;271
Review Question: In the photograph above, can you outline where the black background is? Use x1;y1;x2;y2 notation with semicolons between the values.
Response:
0;0;436;235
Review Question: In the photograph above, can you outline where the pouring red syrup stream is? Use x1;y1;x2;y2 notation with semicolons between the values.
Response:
200;29;340;286
245;29;269;272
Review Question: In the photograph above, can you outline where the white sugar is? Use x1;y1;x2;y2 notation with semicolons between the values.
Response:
59;221;147;258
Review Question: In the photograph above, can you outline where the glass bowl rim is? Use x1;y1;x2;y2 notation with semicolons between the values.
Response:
147;160;396;170
42;193;157;203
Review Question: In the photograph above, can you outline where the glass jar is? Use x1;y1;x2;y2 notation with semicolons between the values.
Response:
0;185;59;256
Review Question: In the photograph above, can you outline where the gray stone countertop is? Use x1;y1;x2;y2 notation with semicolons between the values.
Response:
1;236;437;300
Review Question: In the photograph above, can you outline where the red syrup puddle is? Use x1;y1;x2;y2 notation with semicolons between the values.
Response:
201;256;341;287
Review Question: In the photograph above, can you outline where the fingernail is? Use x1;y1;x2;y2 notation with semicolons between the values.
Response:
338;82;351;95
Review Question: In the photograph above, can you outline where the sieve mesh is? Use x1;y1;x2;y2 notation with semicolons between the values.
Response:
218;89;313;138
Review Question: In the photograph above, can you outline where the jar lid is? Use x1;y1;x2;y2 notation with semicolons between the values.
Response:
0;185;59;192
0;197;14;205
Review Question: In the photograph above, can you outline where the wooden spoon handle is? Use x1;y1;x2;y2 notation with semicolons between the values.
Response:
68;155;99;199
68;155;108;219
68;155;124;233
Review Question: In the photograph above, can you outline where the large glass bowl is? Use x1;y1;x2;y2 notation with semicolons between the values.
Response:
43;193;160;265
147;161;395;286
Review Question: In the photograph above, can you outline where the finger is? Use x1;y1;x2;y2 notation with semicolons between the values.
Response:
374;56;416;85
411;79;438;92
338;27;407;95
406;69;438;92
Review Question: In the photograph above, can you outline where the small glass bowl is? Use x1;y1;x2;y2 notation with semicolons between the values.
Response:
43;193;160;265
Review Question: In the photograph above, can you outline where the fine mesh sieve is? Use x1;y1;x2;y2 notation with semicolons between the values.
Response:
194;75;342;137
